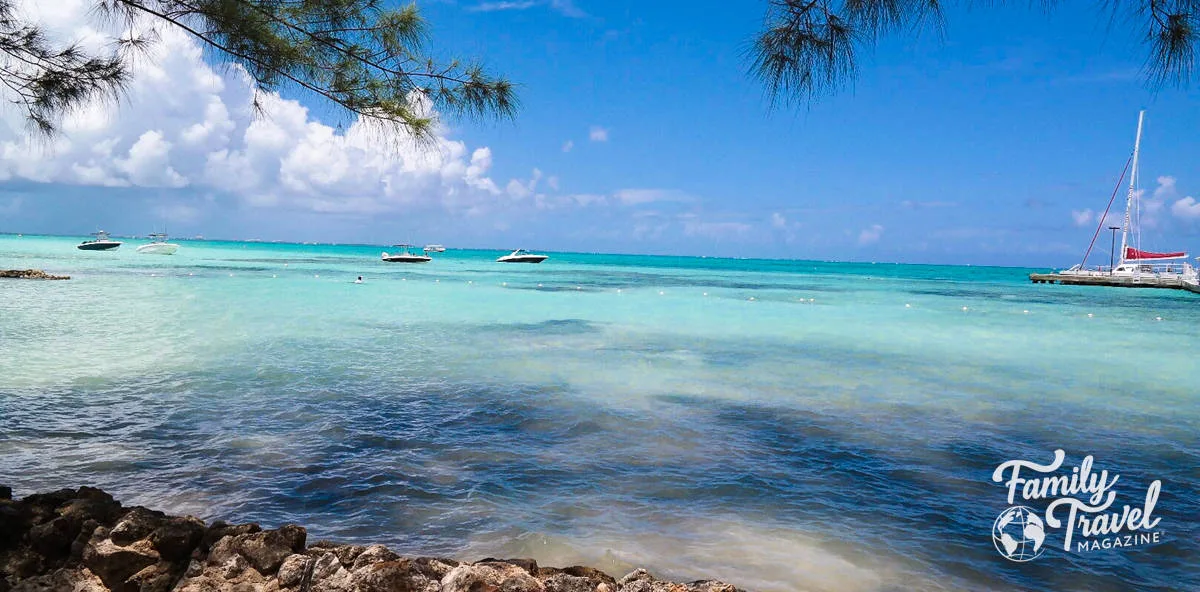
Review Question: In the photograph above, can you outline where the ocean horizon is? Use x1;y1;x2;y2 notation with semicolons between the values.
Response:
0;232;1065;269
2;233;1196;592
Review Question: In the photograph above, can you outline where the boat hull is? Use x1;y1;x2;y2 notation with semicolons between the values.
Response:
77;241;122;251
381;253;432;263
497;255;548;263
136;243;179;255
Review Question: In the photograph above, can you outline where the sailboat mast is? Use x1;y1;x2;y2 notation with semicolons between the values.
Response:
1119;110;1144;266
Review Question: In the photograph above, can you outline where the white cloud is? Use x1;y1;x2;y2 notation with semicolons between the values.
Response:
1172;196;1200;220
613;188;691;206
771;212;787;229
549;0;587;17
858;224;884;245
561;140;574;153
1071;209;1094;227
467;0;584;17
468;1;537;11
901;200;957;209
589;126;609;142
0;1;538;218
682;219;752;239
115;131;188;188
1136;175;1177;229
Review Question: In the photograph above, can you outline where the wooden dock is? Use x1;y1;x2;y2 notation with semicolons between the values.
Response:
1030;272;1200;295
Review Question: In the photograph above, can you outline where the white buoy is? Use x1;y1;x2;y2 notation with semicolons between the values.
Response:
1087;313;1094;318
748;296;756;301
905;303;911;308
703;292;708;297
1023;310;1029;314
502;282;507;286
962;306;968;311
188;273;194;276
617;289;622;293
576;286;582;290
229;273;234;277
436;279;440;283
538;283;543;287
809;298;815;302
284;263;288;267
659;291;665;295
1156;316;1163;321
468;280;473;284
315;274;319;278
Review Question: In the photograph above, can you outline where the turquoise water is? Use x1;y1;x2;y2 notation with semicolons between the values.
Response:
1;234;1196;592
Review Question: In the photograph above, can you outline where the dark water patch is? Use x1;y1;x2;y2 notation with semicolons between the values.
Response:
652;394;1198;592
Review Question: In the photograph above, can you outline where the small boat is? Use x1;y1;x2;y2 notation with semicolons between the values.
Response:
423;244;446;253
136;233;180;255
1050;110;1196;284
497;249;549;264
77;231;122;251
381;244;432;263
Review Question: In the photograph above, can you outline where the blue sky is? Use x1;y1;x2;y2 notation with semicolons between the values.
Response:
1;0;1197;265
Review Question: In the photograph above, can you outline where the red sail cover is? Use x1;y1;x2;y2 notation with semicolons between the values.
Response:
1125;247;1187;260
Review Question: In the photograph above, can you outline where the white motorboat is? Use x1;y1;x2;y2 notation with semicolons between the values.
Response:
77;231;122;251
497;249;548;264
1057;110;1196;284
382;244;432;263
136;233;180;255
423;244;446;253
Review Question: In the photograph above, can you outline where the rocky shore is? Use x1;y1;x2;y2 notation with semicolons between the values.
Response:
0;486;743;592
0;269;70;280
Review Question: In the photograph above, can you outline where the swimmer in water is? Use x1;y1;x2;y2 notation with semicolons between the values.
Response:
354;276;363;284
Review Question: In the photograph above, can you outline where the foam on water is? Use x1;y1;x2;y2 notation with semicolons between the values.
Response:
1;235;1197;592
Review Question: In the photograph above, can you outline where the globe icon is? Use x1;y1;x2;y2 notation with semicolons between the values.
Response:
993;506;1046;562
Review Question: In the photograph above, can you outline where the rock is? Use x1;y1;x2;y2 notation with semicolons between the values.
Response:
275;554;310;588
147;516;204;561
478;558;538;575
352;559;441;592
173;552;272;592
27;517;79;561
308;541;366;569
110;507;165;546
81;537;159;591
409;557;460;581
617;570;742;592
536;566;617;592
69;520;101;561
125;561;186;592
442;561;545;592
200;521;261;552
348;545;399;571
1;487;744;592
235;525;306;575
7;567;106;592
0;269;70;280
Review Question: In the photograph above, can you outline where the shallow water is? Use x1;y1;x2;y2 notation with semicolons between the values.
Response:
1;235;1196;591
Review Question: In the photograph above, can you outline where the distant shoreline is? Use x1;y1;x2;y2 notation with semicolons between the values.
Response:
0;232;1046;270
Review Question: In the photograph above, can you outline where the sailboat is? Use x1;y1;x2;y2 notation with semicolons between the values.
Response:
1058;110;1197;284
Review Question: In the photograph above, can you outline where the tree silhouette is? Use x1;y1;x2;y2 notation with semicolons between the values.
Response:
751;0;1197;104
0;0;516;139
